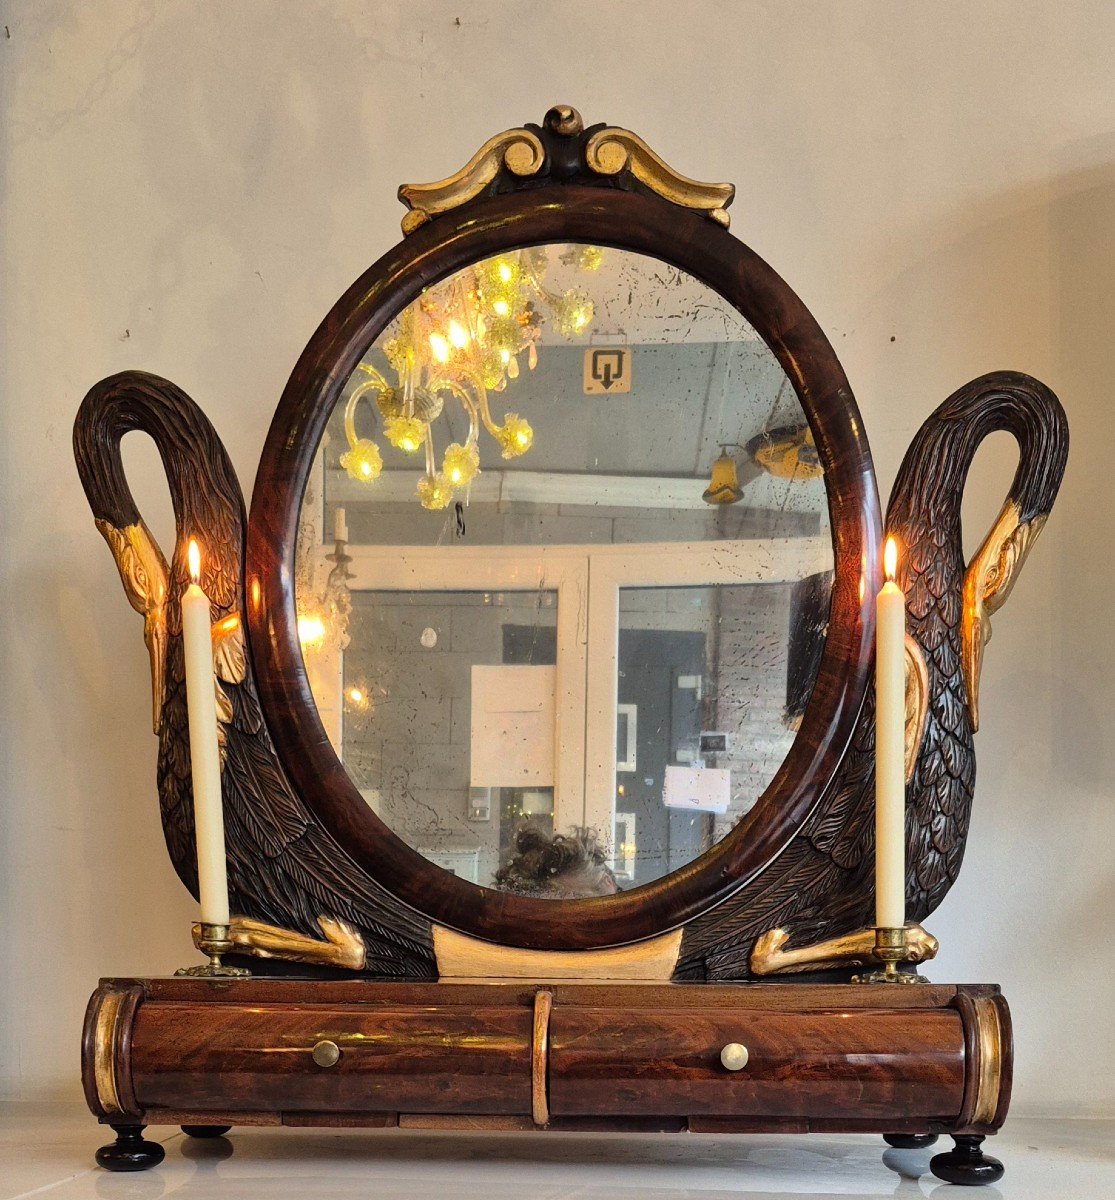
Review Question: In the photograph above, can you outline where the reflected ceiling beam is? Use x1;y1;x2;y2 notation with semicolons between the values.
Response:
326;467;825;513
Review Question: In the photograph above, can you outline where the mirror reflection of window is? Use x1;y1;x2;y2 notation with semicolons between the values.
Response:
295;246;833;898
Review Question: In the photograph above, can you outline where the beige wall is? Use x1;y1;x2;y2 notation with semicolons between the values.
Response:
1;1;1111;1114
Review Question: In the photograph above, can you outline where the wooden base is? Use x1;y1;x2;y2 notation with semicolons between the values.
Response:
83;978;1011;1180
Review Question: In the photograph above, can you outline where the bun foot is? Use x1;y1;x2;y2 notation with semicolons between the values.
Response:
884;1133;938;1149
930;1135;1004;1186
95;1124;165;1172
181;1124;232;1138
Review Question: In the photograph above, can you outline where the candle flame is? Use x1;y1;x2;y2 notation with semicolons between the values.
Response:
187;538;201;584
884;535;899;582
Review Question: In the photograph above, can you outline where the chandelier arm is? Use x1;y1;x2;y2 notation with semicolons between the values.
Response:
424;423;437;479
343;375;388;449
474;378;502;438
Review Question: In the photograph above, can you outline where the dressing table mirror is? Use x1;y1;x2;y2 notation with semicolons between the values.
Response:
74;106;1068;1184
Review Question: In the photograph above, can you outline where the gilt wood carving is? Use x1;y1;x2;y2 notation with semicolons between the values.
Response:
74;110;1068;981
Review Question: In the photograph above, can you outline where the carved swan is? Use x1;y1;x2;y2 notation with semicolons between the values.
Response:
682;371;1068;978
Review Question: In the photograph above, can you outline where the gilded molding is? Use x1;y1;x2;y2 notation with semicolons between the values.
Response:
95;518;169;733
197;914;367;970
91;988;127;1115
584;127;735;228
749;922;938;976
962;501;1047;730
531;990;552;1127
398;127;546;235
971;995;1005;1125
434;924;682;980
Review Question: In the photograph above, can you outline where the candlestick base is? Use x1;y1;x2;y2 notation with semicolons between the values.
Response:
852;925;929;984
176;923;251;978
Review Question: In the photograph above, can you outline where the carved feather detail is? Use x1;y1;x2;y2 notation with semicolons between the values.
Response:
75;372;436;977
678;371;1067;978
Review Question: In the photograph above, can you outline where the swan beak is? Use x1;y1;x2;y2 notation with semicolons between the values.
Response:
144;610;167;734
960;581;989;733
961;502;1046;734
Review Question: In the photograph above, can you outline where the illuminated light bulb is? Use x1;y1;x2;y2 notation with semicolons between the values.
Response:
578;245;605;271
417;472;454;511
499;348;511;365
345;685;370;710
498;261;514;283
298;614;326;648
428;331;450;363
448;319;469;349
496;414;533;459
492;298;510;317
384;415;427;454
339;437;383;483
555;289;594;338
443;441;480;486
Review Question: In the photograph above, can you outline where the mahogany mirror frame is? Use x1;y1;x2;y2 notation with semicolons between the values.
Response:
245;184;882;950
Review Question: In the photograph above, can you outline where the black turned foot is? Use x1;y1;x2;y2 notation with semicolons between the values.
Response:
930;1135;1004;1186
95;1124;165;1172
884;1132;939;1149
181;1124;232;1138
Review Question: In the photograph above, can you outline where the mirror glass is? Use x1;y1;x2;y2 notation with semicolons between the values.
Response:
295;245;832;898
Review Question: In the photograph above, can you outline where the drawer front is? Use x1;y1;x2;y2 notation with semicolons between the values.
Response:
131;1002;532;1115
550;1006;965;1120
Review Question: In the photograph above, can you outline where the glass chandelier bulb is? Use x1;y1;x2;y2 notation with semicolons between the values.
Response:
496;414;533;459
417;472;454;511
384;415;428;454
339;437;383;483
447;319;470;349
428;331;450;363
443;441;480;486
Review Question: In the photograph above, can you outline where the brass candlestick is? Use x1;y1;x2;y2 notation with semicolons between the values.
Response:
176;922;251;978
852;925;929;985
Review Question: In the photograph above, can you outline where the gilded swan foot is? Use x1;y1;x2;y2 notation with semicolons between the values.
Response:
749;922;938;977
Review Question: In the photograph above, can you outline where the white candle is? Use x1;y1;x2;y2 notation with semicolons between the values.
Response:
181;539;230;927
875;535;906;930
334;506;348;543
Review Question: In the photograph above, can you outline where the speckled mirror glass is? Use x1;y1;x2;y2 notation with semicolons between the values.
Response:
295;245;832;898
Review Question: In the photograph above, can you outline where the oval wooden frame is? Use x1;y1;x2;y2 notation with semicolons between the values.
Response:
246;186;881;950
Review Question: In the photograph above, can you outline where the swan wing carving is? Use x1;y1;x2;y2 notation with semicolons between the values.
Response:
679;371;1068;979
74;372;435;976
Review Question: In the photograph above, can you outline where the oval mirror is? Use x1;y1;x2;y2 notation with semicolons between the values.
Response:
293;244;833;899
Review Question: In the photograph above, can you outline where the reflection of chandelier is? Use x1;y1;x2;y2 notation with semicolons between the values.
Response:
295;485;353;656
340;246;602;510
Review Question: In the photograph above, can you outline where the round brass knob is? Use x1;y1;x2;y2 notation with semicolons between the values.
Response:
312;1039;341;1068
720;1042;749;1071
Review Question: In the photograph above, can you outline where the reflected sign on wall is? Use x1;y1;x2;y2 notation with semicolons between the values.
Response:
583;346;631;393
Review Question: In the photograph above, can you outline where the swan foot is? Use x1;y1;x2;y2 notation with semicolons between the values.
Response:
749;922;938;976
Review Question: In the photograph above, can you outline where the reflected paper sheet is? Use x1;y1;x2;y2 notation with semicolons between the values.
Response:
663;764;731;814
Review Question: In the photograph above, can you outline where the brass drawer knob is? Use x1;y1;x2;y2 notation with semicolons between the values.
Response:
720;1042;749;1071
312;1039;341;1068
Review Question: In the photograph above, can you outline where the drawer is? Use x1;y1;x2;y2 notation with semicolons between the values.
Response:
549;1006;966;1121
130;1001;532;1115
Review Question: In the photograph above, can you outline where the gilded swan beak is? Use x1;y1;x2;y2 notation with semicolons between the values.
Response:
95;518;171;733
961;502;1046;732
